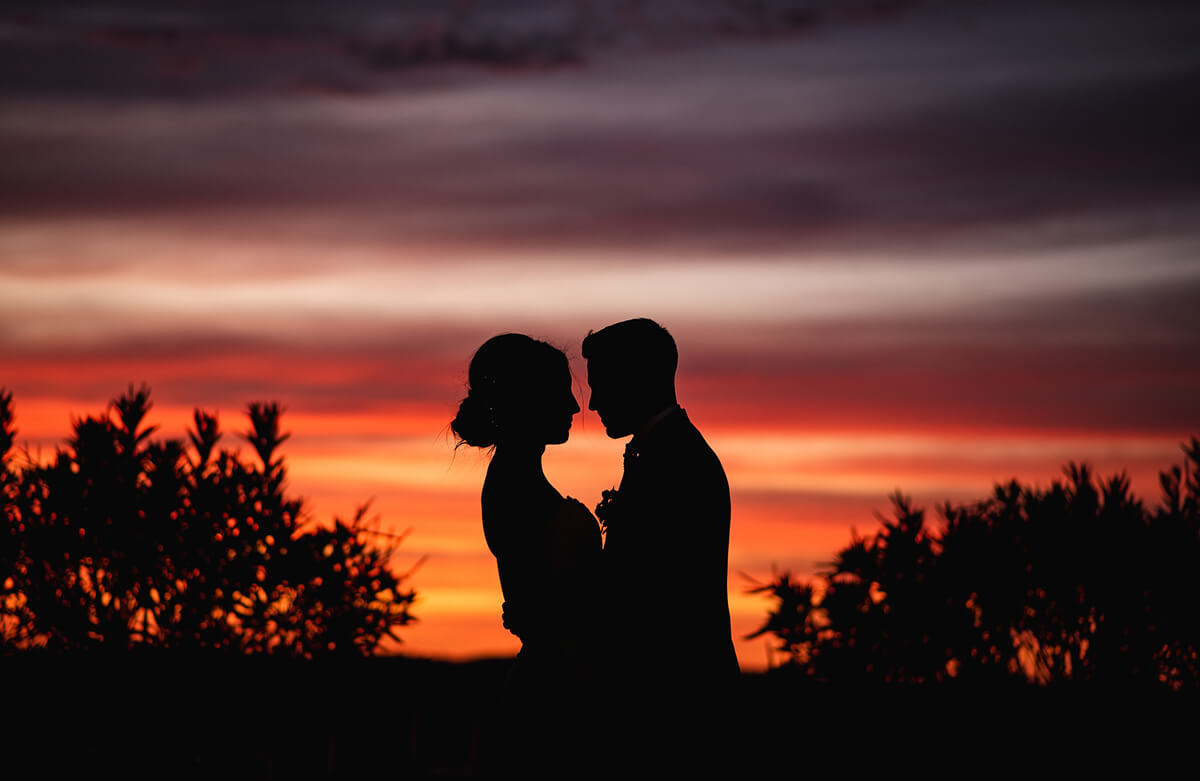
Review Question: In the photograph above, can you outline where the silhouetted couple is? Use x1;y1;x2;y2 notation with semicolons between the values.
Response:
452;318;739;774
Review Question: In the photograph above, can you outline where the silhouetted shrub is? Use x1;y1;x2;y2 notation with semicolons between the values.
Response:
0;385;416;656
749;439;1200;688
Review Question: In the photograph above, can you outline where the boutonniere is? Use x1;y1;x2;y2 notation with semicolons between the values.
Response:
623;440;639;466
595;487;626;536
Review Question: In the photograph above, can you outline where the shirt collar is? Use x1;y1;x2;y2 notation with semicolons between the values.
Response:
638;404;681;439
625;405;681;460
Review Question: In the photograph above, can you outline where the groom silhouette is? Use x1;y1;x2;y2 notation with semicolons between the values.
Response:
583;318;740;695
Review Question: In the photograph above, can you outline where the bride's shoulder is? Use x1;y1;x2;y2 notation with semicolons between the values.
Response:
554;499;597;527
560;496;595;516
559;497;601;533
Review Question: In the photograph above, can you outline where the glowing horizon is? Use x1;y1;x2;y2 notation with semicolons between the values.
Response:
3;385;1194;667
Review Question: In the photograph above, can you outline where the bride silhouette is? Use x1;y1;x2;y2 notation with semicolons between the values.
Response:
451;334;602;767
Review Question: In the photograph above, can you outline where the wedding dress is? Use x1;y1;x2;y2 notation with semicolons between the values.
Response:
485;496;603;696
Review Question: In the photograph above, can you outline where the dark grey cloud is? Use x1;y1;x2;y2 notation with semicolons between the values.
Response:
0;0;926;100
2;1;1198;259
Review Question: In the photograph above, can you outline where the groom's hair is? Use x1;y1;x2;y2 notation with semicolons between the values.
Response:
582;318;678;383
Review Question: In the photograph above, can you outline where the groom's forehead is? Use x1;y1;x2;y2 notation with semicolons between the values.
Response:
585;356;615;375
585;358;612;386
586;353;643;375
586;353;639;372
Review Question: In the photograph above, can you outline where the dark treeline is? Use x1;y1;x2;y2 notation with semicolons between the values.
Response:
0;385;416;656
749;440;1200;689
5;383;1198;687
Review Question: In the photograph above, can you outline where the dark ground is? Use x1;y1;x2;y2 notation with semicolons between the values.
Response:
1;653;1194;779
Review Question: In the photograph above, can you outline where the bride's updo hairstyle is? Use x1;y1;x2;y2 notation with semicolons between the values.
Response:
452;333;570;449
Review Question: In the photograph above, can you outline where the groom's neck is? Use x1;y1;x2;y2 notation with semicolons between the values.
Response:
634;403;680;439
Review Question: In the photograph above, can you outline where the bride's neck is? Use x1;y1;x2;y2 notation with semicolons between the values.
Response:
485;442;561;512
491;442;548;474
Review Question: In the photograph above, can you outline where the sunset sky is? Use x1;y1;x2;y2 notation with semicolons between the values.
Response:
2;0;1199;669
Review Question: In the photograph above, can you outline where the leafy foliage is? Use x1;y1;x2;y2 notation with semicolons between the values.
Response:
0;385;416;656
749;441;1200;688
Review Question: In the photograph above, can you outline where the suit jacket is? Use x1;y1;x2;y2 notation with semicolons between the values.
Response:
602;407;740;689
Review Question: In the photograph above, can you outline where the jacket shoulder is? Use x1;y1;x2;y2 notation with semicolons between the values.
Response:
642;414;729;498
